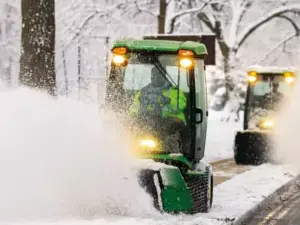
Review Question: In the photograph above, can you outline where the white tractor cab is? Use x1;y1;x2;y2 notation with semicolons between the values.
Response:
234;65;297;165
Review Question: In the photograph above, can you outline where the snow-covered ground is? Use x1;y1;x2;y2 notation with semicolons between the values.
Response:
204;111;243;163
207;164;298;223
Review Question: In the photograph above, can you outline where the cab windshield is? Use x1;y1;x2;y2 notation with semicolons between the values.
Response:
106;52;190;115
106;52;194;154
246;74;292;127
123;54;189;92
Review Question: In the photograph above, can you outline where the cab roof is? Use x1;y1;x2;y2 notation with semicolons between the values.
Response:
112;39;208;56
247;65;298;74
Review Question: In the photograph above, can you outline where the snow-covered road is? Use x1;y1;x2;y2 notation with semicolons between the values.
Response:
204;111;243;163
211;158;252;186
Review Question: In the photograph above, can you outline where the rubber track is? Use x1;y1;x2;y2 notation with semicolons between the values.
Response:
186;172;209;213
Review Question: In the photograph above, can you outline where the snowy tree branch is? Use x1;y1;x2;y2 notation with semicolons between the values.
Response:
257;14;300;64
131;0;157;17
197;12;215;32
62;11;105;48
237;4;300;49
168;1;210;33
61;2;125;49
258;33;297;64
278;15;300;35
235;0;256;34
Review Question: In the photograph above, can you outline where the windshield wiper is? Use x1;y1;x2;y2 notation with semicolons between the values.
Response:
152;57;178;88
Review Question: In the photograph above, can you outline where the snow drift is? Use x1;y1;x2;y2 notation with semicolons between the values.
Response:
0;85;158;222
273;68;300;169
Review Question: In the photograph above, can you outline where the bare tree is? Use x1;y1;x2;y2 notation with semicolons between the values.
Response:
158;0;167;33
0;1;19;85
129;0;209;34
195;0;300;113
128;0;300;76
57;1;126;49
128;0;300;113
196;1;300;87
19;0;56;95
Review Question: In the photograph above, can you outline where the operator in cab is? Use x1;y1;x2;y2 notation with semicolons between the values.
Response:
129;66;188;153
129;66;187;124
263;81;284;110
271;82;284;103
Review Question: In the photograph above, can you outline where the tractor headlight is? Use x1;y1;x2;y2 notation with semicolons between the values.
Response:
178;50;194;68
134;138;163;155
247;71;258;83
179;58;193;68
111;47;128;66
139;139;157;148
259;120;275;129
284;76;295;84
112;55;126;65
283;71;295;83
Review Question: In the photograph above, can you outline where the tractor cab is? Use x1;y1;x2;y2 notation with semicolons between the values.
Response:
105;39;209;163
105;36;216;214
234;65;297;165
244;66;297;130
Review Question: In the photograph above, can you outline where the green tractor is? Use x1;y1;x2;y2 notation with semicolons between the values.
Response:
234;65;297;165
104;35;215;214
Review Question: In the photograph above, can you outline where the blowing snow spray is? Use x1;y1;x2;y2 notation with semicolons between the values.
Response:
272;68;300;170
0;85;159;222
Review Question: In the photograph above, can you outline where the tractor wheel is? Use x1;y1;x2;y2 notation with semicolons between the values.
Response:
234;145;264;165
234;149;251;165
234;132;269;165
186;172;213;214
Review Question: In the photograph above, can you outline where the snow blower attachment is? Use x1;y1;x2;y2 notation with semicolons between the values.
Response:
105;36;215;214
234;65;297;165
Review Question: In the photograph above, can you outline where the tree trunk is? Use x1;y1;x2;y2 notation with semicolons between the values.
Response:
158;0;167;34
20;0;56;95
223;50;232;94
214;20;232;105
4;56;13;85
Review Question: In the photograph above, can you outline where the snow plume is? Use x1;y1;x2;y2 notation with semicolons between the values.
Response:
272;70;300;170
0;85;158;222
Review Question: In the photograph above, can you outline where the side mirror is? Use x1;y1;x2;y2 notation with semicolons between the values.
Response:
195;107;203;124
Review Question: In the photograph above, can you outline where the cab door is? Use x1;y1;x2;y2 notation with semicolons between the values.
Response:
194;59;208;161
